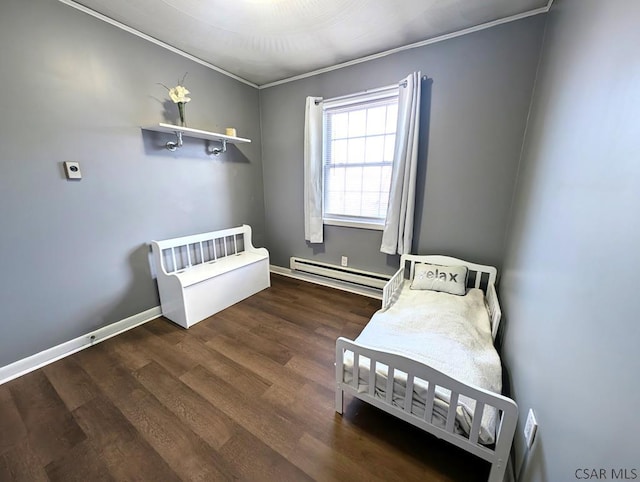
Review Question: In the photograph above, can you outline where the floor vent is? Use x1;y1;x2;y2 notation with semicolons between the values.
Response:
289;257;389;290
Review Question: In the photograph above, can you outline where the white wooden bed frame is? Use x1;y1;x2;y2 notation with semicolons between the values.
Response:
335;254;517;482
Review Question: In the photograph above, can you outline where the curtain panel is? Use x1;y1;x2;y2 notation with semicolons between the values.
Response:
304;96;324;243
380;72;422;255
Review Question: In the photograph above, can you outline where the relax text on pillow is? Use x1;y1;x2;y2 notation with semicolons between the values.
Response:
410;263;468;296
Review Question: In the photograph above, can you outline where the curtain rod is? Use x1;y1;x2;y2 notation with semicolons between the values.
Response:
314;76;426;105
315;82;398;105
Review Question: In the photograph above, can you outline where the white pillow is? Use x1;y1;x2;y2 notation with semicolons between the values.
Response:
410;263;468;296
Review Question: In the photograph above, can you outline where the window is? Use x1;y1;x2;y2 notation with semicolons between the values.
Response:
322;86;399;230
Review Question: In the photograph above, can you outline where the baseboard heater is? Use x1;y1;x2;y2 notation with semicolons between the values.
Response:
289;257;390;291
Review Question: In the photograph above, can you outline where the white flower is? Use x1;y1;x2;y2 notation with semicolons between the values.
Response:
159;73;191;103
169;85;191;104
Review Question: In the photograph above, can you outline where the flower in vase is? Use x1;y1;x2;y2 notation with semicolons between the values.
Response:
159;73;191;126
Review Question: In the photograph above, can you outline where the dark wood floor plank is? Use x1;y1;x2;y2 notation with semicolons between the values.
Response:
116;387;238;481
72;396;182;482
121;325;199;378
8;371;86;466
176;333;272;398
0;386;27;455
44;439;115;482
101;327;153;371
288;432;389;482
0;440;49;482
247;295;345;332
180;364;303;458
42;357;99;412
285;355;335;391
133;361;237;450
203;312;294;366
143;317;190;345
219;429;314;482
206;332;309;390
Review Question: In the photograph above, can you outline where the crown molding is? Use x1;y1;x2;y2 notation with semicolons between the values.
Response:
58;0;552;90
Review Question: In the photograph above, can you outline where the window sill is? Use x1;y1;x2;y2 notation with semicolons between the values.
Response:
323;218;385;231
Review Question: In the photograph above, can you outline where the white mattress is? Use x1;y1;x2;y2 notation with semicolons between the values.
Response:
343;281;502;444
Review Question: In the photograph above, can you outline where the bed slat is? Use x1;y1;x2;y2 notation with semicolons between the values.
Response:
352;353;360;389
469;401;485;444
404;374;415;413
446;392;460;433
424;382;436;423
385;367;395;404
368;360;376;396
473;271;481;288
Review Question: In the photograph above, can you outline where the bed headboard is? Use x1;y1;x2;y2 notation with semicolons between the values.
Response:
400;254;497;293
394;254;501;340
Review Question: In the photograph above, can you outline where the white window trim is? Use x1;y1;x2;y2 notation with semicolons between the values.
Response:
323;216;385;231
321;84;399;231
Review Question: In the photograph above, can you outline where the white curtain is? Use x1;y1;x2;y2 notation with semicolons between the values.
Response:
380;72;422;255
304;96;324;243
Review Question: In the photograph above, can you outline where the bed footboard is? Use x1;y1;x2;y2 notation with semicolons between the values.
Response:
335;338;517;482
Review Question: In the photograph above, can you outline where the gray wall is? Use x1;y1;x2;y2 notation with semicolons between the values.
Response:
0;0;264;367
501;1;640;480
259;16;546;275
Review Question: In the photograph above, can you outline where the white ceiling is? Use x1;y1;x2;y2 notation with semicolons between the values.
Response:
69;0;550;87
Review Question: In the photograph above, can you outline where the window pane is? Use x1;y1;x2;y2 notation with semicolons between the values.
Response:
366;106;387;135
362;166;382;193
331;112;349;139
332;139;348;164
327;166;346;192
383;134;396;162
386;104;398;133
379;198;389;218
325;191;344;214
365;135;384;164
344;192;361;216
347;138;365;164
348;110;366;137
381;165;393;191
344;166;363;192
361;191;383;218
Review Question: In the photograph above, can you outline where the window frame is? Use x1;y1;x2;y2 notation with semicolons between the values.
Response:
321;86;399;231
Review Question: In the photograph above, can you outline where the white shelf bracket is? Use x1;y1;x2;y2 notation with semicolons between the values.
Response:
209;138;227;156
166;130;184;151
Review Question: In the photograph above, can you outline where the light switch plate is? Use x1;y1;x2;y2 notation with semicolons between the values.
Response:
64;161;82;179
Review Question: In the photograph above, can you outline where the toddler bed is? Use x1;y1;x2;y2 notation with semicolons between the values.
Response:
335;254;517;482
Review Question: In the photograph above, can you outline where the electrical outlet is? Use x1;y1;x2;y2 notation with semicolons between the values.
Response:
524;409;538;449
341;256;348;267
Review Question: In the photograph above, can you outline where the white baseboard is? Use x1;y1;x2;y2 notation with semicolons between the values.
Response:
0;306;162;385
270;265;383;300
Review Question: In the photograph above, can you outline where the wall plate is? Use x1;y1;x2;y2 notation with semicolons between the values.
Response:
64;161;82;179
524;409;538;449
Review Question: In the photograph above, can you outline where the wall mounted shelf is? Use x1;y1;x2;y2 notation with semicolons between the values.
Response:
143;123;251;155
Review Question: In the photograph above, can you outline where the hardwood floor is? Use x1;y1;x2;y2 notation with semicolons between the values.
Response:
0;274;490;481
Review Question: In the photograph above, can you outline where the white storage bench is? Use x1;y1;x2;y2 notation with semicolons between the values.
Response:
151;224;270;328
